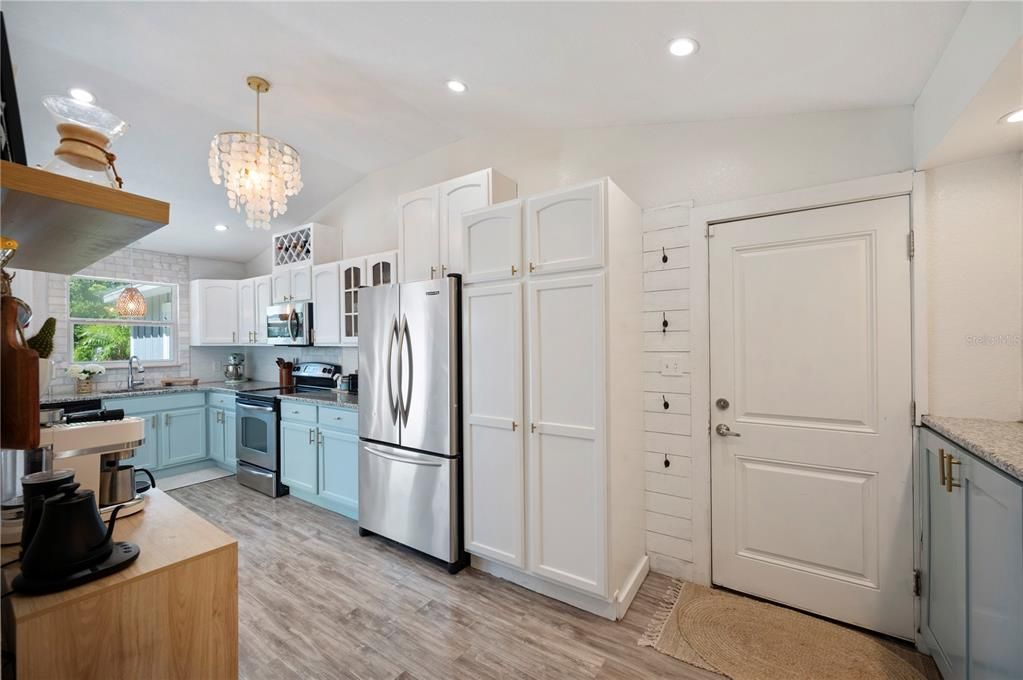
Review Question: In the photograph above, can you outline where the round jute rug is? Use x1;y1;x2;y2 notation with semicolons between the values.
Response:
644;582;927;680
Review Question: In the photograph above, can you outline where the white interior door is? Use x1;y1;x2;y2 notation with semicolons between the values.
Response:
527;272;606;596
709;196;914;638
312;262;342;345
463;200;522;284
398;186;439;282
439;169;491;275
463;282;525;567
527;180;604;275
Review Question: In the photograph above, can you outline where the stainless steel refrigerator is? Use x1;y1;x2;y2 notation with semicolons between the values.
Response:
357;276;465;572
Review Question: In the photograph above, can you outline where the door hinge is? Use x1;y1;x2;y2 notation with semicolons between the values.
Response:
911;400;917;422
913;569;921;597
907;231;915;259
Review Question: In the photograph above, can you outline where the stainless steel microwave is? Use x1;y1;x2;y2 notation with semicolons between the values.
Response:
266;302;312;346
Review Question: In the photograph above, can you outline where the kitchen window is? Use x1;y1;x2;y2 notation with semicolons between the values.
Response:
69;276;178;364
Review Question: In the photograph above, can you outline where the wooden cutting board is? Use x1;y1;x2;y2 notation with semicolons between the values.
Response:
160;377;199;386
0;294;39;449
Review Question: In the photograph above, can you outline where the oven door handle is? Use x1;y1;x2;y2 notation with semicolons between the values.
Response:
237;403;274;413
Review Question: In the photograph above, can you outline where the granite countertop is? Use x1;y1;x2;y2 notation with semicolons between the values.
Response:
278;391;359;411
42;380;282;405
922;415;1023;482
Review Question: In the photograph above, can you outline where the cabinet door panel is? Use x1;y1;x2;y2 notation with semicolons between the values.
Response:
127;412;159;469
463;201;522;284
341;258;367;346
224;410;237;468
366;250;398;287
920;431;966;680
193;281;239;345
463;283;525;567
440;169;491;275
398;186;439;283
527;181;604;275
254;276;272;343
319;428;359;518
271;270;291;304
281;420;317;493
207;408;225;462
527;273;606;595
291;265;313;301
966;456;1023;680
160;407;207;467
238;279;256;344
312;262;342;345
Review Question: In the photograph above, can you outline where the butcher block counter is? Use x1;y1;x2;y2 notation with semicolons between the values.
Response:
1;489;238;680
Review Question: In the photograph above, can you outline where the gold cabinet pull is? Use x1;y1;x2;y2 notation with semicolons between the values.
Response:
511;264;518;276
511;421;518;431
939;449;947;488
430;265;437;279
530;423;537;433
441;265;447;276
945;454;961;493
528;262;536;273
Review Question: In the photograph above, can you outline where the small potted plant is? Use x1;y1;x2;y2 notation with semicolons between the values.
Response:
66;363;106;394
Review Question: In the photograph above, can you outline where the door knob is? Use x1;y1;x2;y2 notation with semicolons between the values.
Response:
716;424;741;437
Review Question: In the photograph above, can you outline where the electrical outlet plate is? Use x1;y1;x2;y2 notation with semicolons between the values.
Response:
660;357;684;377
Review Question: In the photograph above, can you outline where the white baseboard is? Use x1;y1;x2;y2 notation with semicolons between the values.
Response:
616;555;650;619
472;555;619;620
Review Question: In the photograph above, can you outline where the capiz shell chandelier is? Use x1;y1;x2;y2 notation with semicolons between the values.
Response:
209;76;303;230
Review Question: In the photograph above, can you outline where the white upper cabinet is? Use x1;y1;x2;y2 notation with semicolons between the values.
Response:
462;200;523;284
311;262;342;346
238;278;257;344
398;168;516;282
527;180;605;275
397;185;440;283
463;282;525;568
341;257;367;345
253;276;272;343
272;265;312;303
191;279;239;345
366;250;398;286
272;223;341;269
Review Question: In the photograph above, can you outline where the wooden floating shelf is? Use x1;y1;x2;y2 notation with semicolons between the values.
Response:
0;160;170;274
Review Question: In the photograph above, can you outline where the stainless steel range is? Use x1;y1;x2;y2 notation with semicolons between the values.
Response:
235;362;342;497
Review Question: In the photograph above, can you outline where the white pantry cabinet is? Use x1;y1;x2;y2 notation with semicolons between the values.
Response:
272;264;312;303
340;257;367;345
190;280;239;345
366;250;398;287
462;200;523;284
398;168;517;283
311;262;342;346
462;178;645;621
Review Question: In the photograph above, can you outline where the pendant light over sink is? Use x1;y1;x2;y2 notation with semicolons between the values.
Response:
208;76;303;231
115;286;146;318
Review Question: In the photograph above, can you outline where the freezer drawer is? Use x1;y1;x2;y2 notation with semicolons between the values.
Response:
358;440;459;563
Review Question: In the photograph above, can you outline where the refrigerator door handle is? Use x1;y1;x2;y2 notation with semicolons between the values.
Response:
386;316;400;425
398;314;413;427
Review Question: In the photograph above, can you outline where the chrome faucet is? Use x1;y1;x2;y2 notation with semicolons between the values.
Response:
127;355;145;389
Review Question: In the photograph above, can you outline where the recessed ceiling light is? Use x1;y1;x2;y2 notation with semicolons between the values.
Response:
446;80;468;94
668;37;699;57
998;108;1023;124
214;224;229;232
68;87;95;103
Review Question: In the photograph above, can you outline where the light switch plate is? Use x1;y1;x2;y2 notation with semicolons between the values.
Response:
660;357;684;376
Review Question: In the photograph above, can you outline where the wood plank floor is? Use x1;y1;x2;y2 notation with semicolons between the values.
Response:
172;478;935;680
170;477;720;680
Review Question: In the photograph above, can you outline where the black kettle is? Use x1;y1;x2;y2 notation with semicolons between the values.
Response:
20;483;124;581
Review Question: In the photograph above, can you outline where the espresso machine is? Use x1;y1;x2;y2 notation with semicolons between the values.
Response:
224;352;246;384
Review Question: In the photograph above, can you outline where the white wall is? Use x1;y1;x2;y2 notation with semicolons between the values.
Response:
188;256;248;280
925;152;1023;421
245;106;914;272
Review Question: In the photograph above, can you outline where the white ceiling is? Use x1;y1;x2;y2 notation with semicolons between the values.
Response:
5;1;966;262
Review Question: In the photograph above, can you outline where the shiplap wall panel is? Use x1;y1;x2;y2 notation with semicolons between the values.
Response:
641;202;695;579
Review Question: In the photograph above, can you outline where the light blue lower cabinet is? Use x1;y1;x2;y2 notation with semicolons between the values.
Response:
280;420;318;494
224;410;237;469
318;427;359;519
207;408;226;462
159;407;207;467
280;407;359;520
920;428;1023;680
127;412;159;470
